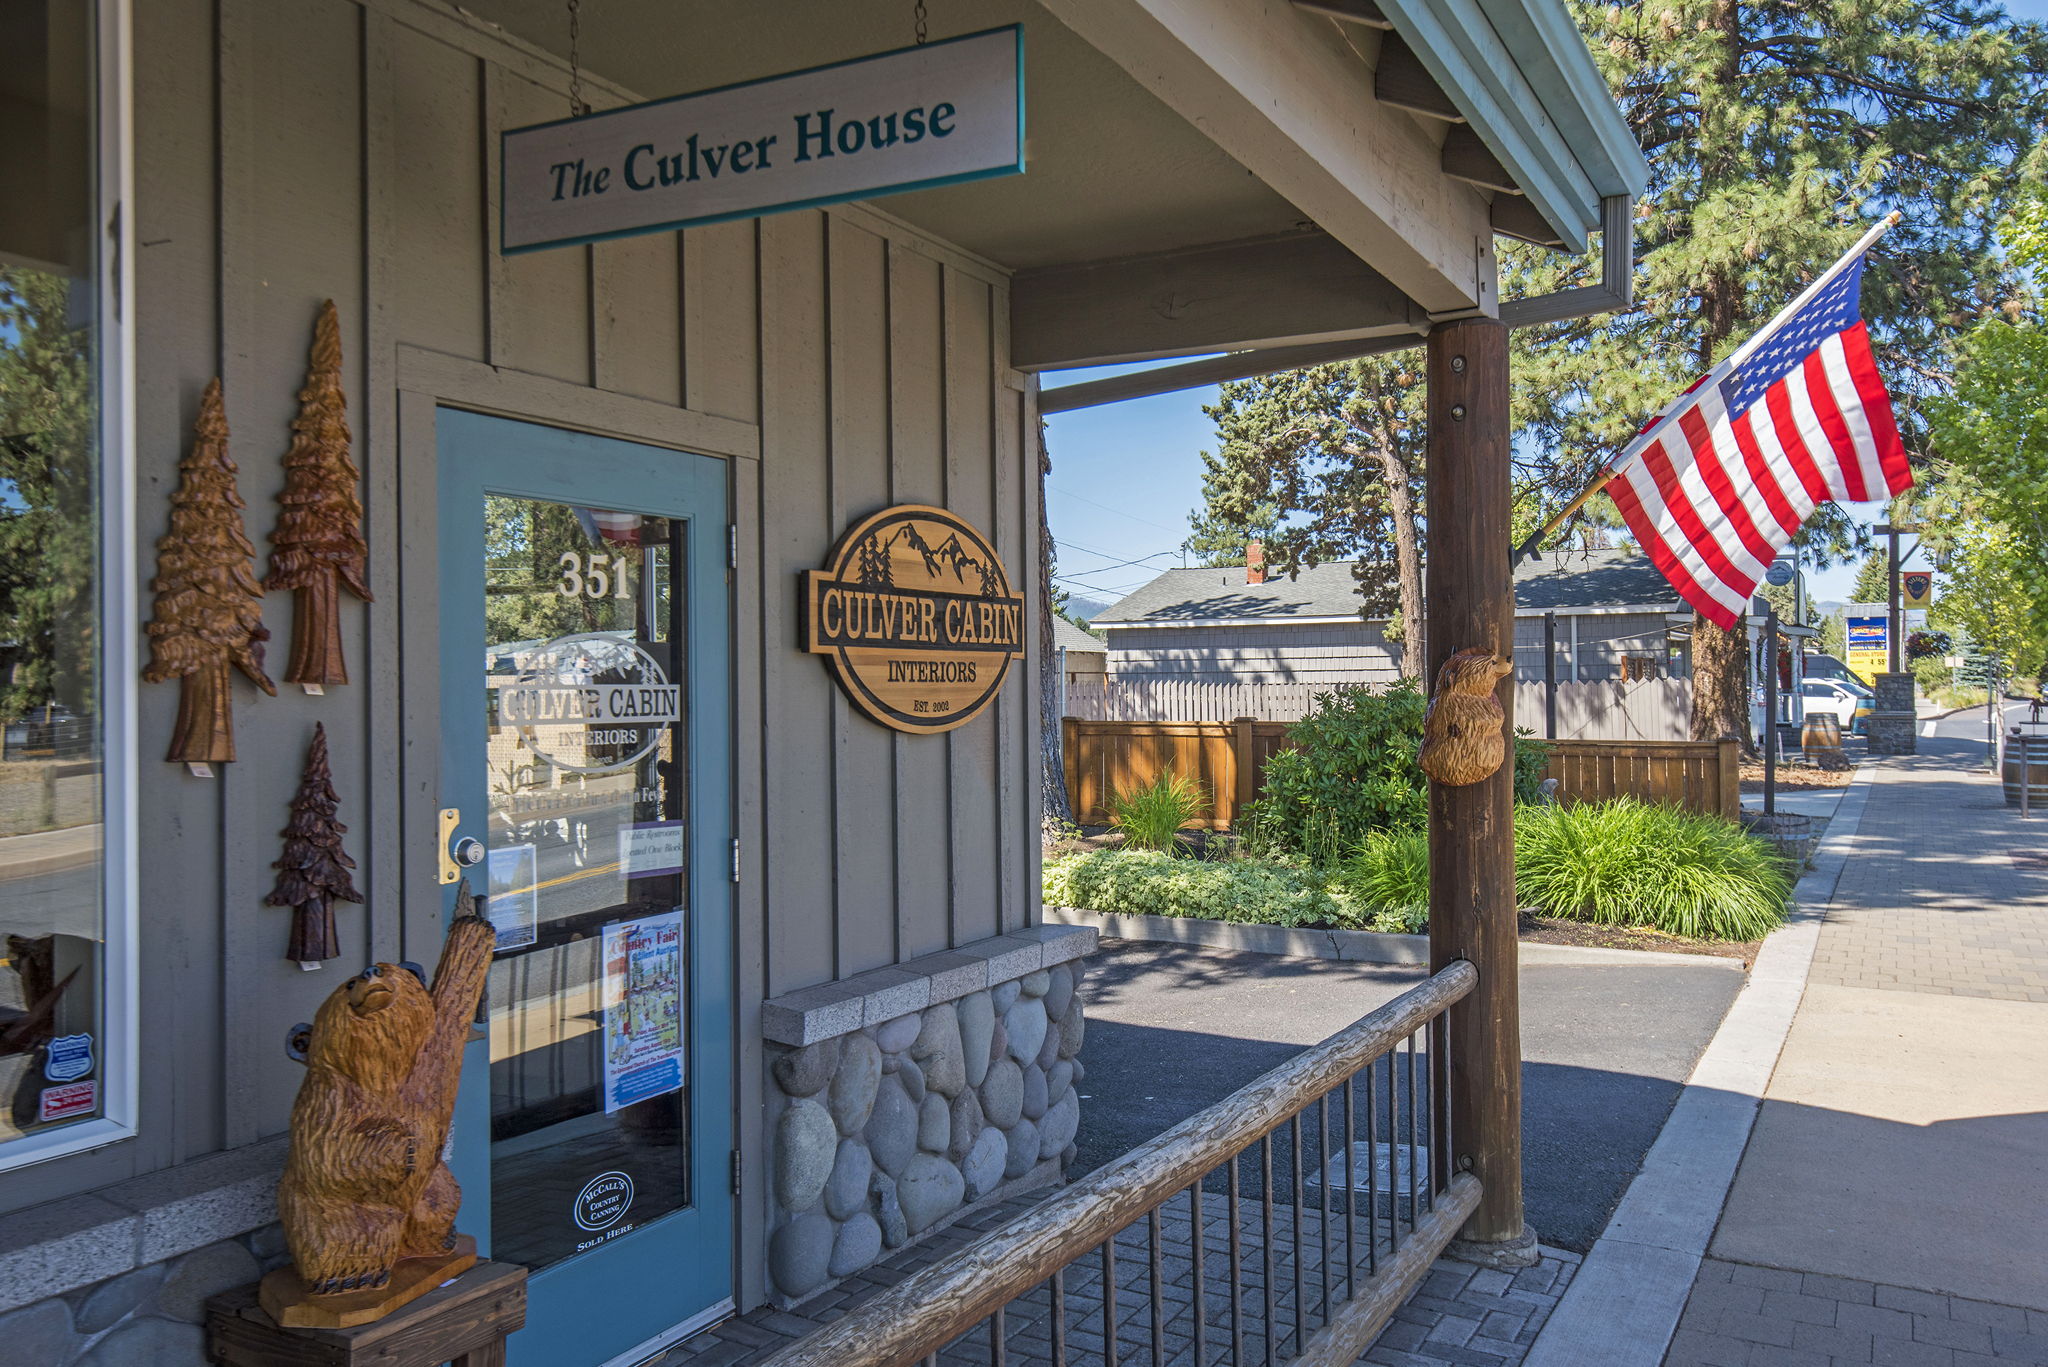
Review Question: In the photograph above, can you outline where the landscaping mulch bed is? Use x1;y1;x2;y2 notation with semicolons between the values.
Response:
1518;910;1758;962
1739;759;1853;792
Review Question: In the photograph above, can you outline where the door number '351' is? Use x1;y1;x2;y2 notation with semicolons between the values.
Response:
558;551;634;601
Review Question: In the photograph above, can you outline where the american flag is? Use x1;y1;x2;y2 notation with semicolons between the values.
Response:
1604;224;1912;630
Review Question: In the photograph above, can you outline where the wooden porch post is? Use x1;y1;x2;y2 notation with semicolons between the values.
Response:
1424;317;1536;1265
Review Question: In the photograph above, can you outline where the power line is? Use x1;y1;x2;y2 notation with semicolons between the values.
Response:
1048;484;1189;536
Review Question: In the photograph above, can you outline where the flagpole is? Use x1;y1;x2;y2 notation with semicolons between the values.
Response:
1509;211;1902;570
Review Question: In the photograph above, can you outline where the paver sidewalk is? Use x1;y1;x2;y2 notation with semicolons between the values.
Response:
1665;750;2048;1367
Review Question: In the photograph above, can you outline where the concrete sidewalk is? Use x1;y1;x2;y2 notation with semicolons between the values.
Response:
1666;747;2048;1366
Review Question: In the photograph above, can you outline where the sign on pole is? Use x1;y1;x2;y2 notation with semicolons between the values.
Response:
1901;570;1934;608
1846;613;1887;684
502;27;1024;255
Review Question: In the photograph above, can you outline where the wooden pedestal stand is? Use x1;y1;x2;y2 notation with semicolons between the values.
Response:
206;1258;525;1367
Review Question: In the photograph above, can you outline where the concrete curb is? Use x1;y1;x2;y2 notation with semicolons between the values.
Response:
0;823;100;883
1519;762;1881;1367
1045;906;1743;971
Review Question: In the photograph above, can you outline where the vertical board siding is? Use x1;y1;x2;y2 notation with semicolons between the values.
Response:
389;25;486;360
885;247;952;958
5;0;1036;1244
943;271;1000;951
827;219;897;974
757;209;837;997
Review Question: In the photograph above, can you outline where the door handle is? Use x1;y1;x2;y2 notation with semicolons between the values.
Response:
438;807;464;885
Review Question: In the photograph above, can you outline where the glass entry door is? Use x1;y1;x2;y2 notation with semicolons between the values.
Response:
437;409;732;1367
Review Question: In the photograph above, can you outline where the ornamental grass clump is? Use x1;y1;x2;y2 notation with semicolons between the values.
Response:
1514;798;1791;941
1108;770;1210;854
1340;828;1430;933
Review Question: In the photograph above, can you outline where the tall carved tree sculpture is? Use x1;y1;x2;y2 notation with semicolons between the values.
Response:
144;379;275;765
267;723;362;964
268;301;371;688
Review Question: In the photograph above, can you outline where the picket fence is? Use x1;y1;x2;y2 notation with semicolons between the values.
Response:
1061;676;1692;742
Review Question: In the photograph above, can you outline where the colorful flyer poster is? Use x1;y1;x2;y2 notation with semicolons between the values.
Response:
600;910;686;1114
619;821;686;879
486;844;540;952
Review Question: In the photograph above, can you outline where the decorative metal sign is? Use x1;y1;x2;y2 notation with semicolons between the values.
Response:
501;26;1024;255
802;504;1024;733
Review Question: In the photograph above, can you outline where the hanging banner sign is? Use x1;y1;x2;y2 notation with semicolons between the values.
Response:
501;26;1024;254
802;504;1025;733
1901;570;1934;608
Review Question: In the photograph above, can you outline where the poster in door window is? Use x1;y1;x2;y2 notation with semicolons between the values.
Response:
600;910;686;1113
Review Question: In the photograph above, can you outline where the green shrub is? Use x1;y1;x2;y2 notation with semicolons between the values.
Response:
1241;681;1550;861
1338;829;1430;933
1911;655;1951;698
1043;848;1414;932
1514;799;1790;940
1109;770;1209;853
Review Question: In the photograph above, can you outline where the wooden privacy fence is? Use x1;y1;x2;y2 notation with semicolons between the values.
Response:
1064;720;1741;827
1542;737;1740;819
1063;717;1292;828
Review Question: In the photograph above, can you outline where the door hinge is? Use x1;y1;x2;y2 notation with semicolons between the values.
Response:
730;837;741;884
730;1148;743;1194
727;524;737;572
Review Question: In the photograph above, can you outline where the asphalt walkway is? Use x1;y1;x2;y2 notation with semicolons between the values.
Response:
1664;731;2048;1367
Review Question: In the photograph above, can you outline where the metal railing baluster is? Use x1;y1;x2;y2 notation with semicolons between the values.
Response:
1343;1076;1357;1297
1365;1054;1379;1275
1228;1153;1244;1367
1406;1032;1420;1233
1262;1133;1275;1367
1052;1267;1068;1367
1148;1207;1165;1367
1291;1116;1305;1352
990;1304;1006;1367
1188;1183;1206;1366
1319;1095;1331;1326
1386;1051;1402;1255
1104;1238;1120;1367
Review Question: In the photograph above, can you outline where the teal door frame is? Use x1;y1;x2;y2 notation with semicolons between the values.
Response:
436;406;734;1366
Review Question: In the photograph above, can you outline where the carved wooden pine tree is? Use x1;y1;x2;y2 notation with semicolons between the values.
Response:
265;724;361;964
267;301;371;687
144;378;276;764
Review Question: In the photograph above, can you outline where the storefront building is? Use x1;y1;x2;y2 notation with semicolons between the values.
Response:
0;3;1642;1364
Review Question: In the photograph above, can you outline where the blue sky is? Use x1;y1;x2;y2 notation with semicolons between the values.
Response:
1043;4;2048;617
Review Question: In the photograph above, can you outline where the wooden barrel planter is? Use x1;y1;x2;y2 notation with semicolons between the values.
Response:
1801;713;1845;769
2002;731;2048;810
1742;810;1815;870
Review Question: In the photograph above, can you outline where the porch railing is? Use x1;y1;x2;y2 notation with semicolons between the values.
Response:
757;959;1479;1367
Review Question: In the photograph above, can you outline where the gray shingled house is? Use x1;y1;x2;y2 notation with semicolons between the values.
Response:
1091;548;1690;687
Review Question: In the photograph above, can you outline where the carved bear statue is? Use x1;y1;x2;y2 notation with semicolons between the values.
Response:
272;894;493;1318
1419;647;1516;787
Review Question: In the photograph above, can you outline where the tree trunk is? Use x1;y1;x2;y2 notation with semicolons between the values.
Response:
285;573;348;687
1371;447;1427;678
1690;614;1756;754
167;658;235;765
1037;422;1074;830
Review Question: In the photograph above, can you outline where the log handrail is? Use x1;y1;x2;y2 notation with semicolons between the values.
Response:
755;960;1479;1367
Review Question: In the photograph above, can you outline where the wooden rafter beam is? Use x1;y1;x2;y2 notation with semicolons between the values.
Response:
1441;124;1521;195
1011;230;1424;372
1374;32;1464;123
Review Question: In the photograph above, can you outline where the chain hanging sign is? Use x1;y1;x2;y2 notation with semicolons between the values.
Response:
803;505;1025;734
502;26;1023;254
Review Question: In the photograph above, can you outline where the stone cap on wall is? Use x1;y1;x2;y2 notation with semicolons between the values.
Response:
761;925;1097;1047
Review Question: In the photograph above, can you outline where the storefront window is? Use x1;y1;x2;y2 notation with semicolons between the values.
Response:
0;1;117;1155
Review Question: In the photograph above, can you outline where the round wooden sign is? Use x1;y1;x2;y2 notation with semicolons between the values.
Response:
802;504;1025;733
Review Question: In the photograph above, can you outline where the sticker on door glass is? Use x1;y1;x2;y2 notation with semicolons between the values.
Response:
573;1170;635;1233
494;631;681;775
485;844;540;951
619;821;686;879
43;1033;94;1082
600;910;686;1114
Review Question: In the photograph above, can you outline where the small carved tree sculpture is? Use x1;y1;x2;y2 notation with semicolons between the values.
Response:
267;300;371;688
1419;647;1515;786
143;378;276;765
266;892;495;1328
266;723;362;964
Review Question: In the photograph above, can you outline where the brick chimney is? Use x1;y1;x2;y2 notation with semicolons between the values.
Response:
1246;540;1266;586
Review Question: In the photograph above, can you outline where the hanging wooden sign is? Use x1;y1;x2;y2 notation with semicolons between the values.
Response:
501;26;1024;255
802;505;1024;734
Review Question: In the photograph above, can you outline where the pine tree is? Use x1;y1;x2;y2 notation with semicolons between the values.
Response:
1851;554;1893;606
265;723;361;963
143;379;275;764
266;301;370;687
1509;0;2048;746
1193;360;1430;676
